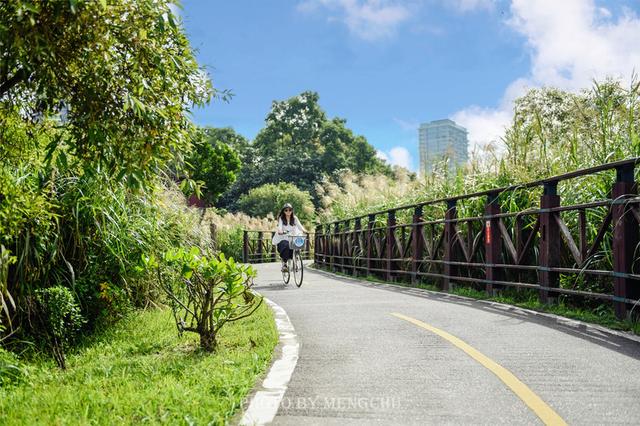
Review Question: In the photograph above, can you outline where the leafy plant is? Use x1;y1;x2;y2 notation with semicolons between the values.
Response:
34;286;86;369
185;127;243;205
1;0;214;183
149;248;262;352
0;245;16;335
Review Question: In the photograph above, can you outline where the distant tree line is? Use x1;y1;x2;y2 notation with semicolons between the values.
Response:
190;91;391;220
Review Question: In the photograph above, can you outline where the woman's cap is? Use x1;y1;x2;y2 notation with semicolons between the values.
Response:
283;203;293;209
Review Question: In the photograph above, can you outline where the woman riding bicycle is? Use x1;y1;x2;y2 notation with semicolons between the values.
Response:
272;203;307;272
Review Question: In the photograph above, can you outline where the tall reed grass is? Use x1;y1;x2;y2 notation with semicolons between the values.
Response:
316;78;640;305
318;79;640;220
200;210;277;261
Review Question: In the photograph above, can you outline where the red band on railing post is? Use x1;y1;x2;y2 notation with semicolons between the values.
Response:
485;221;491;244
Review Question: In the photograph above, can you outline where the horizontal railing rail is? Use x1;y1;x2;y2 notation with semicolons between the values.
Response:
313;157;640;320
243;230;314;264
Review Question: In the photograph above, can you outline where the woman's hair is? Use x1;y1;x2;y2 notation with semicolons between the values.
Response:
278;207;296;226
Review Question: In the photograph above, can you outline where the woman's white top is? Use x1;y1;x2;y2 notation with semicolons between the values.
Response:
272;218;306;245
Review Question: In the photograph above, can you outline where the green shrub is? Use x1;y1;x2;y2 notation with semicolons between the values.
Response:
214;226;244;261
35;286;85;369
151;248;261;352
237;182;314;223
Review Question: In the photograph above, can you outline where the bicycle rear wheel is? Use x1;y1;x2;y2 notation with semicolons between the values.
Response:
293;250;303;287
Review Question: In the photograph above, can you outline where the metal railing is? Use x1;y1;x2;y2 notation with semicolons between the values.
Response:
313;158;640;320
243;231;314;264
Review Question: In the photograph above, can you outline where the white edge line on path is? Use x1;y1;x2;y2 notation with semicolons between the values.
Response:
239;298;299;426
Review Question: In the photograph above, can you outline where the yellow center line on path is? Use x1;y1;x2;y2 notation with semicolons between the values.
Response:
391;313;567;426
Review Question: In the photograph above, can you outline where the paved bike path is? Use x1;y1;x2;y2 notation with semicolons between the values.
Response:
252;262;640;425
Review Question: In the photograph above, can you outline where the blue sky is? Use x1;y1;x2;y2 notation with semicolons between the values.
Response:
180;0;640;170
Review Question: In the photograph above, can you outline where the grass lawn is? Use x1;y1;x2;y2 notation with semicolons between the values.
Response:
0;302;278;425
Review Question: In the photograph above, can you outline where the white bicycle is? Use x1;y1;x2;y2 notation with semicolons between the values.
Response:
281;233;306;287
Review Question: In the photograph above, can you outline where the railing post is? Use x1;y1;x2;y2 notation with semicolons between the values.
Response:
411;206;424;285
305;231;311;260
271;231;277;262
366;214;375;276
612;165;639;319
353;218;361;277
485;192;503;295
325;225;333;271
386;210;396;281
343;220;350;274
539;182;560;303
333;222;340;272
257;231;264;264
443;200;457;291
315;225;323;265
243;230;249;263
333;222;342;272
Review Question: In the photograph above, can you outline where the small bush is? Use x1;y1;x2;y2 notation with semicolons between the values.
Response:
237;182;315;223
215;226;244;261
34;286;86;369
150;248;262;352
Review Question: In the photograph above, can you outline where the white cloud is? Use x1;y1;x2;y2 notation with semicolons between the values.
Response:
297;0;411;41
453;0;640;150
377;146;413;169
451;106;512;150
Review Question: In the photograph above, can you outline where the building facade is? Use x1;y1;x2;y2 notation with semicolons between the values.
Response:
418;119;469;176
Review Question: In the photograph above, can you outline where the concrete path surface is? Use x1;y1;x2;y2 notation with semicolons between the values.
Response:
249;262;640;425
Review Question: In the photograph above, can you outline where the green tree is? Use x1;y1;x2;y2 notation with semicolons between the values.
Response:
218;91;389;208
0;0;214;184
253;91;387;175
187;128;242;205
237;183;315;224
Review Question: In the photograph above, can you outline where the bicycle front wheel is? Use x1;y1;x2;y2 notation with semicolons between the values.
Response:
282;260;291;285
293;250;303;287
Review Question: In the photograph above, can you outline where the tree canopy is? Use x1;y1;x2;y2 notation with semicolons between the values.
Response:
236;183;315;224
186;128;242;205
0;0;213;185
219;91;390;209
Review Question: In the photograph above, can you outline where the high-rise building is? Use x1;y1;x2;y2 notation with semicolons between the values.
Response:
418;119;469;176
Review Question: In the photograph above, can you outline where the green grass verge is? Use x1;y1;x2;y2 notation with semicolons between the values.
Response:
311;264;640;335
0;302;278;425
